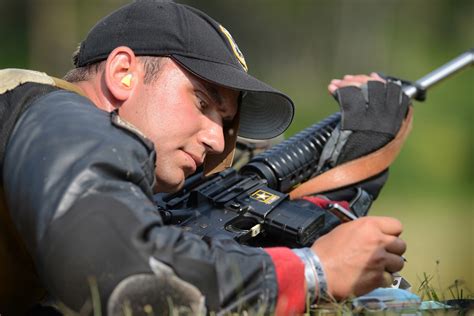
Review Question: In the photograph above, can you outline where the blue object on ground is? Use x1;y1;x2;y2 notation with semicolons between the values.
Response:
419;300;452;310
352;287;421;311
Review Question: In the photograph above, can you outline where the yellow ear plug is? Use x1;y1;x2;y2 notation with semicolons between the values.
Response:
121;74;133;87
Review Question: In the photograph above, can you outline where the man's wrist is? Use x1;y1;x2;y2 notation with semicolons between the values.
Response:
292;248;329;304
264;247;306;315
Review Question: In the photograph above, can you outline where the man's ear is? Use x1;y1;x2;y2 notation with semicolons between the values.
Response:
104;46;138;102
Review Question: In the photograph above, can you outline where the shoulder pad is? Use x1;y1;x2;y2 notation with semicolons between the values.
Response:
0;68;85;97
0;69;55;94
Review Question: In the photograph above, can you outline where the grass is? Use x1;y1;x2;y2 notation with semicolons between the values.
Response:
52;271;472;315
448;279;470;301
371;195;473;293
418;262;473;302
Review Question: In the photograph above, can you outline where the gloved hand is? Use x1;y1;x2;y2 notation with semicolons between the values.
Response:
334;75;409;136
324;73;410;165
307;73;410;215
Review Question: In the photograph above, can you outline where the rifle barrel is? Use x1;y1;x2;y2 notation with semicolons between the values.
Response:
403;49;474;99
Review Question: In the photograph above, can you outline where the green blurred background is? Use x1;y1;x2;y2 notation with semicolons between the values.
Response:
1;0;472;298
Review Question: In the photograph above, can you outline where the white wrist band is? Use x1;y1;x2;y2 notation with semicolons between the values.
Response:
292;248;329;304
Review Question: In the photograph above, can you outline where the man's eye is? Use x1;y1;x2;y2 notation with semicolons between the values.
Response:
198;98;208;111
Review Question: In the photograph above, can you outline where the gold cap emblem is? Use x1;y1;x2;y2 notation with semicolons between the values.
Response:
219;25;248;72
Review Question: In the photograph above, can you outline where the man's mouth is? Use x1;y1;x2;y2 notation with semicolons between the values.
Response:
184;151;204;171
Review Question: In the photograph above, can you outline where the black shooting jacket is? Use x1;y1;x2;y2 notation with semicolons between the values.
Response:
0;81;278;314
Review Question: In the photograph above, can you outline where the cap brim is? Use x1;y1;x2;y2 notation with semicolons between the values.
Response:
172;55;294;139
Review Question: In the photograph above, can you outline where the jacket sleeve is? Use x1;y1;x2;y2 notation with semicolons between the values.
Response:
3;90;282;314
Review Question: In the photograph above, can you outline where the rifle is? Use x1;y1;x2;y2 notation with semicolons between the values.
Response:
154;49;473;248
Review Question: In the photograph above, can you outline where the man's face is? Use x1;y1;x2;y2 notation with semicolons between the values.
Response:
120;58;239;192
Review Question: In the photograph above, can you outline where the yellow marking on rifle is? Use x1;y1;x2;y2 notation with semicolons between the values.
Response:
250;189;280;204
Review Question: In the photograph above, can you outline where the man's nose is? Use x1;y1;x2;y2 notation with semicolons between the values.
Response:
200;118;225;154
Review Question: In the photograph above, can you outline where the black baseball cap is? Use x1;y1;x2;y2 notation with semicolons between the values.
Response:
75;0;294;140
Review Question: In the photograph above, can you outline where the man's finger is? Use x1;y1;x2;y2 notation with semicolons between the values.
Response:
382;271;395;288
328;73;388;95
347;75;372;84
370;72;386;82
384;236;406;256
328;83;339;94
385;252;405;273
374;216;403;236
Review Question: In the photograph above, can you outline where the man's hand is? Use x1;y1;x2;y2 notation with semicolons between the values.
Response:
311;216;406;300
327;71;409;138
328;72;385;94
319;72;410;169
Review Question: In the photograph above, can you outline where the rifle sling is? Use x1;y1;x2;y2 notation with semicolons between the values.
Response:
289;106;414;200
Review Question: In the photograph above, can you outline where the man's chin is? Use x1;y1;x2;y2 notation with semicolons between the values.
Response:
154;176;185;194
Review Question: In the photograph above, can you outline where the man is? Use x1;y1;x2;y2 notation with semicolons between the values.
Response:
0;1;407;315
